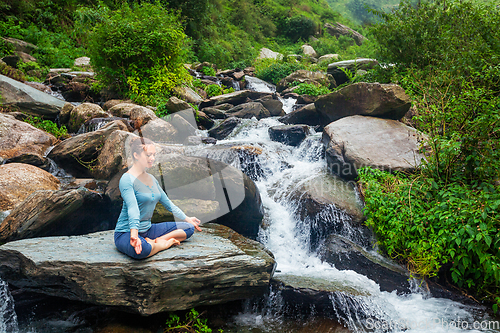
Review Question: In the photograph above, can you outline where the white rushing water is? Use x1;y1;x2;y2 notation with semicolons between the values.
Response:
0;279;18;333
202;78;500;333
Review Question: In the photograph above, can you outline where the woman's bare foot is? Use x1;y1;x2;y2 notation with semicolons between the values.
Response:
156;238;180;250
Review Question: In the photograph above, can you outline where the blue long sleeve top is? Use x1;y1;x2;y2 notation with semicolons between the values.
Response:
114;172;188;233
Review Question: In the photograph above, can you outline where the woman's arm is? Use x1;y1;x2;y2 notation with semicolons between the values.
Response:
119;175;141;231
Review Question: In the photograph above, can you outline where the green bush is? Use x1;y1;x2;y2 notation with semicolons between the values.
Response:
201;66;216;77
280;15;316;43
87;2;192;105
369;0;500;72
254;59;306;85
293;82;331;96
24;115;69;139
165;308;222;333
358;167;500;312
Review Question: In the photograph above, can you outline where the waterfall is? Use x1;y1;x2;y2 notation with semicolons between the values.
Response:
0;279;18;333
197;77;500;333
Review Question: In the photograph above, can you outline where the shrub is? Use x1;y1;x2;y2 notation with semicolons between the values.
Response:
23;115;69;139
87;2;192;105
292;82;331;96
254;59;306;85
0;62;26;81
201;66;216;77
369;0;500;72
280;15;316;43
165;308;222;333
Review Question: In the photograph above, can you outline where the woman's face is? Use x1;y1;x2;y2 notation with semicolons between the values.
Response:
134;144;156;169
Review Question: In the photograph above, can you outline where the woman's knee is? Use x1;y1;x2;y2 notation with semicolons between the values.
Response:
114;233;152;259
176;222;194;239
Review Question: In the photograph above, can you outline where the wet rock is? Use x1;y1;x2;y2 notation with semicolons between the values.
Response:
68;103;111;133
133;118;178;143
244;75;276;93
208;117;241;140
81;117;132;133
278;103;323;128
58;102;74;125
129;105;157;127
165;96;191;113
322;115;428;180
0;74;66;119
195;110;215;129
0;163;60;211
0;187;116;243
0;113;57;160
297;94;318;104
326;58;379;86
200;107;228;119
225;102;271;120
200;90;251;108
255;95;284;116
60;81;90;102
315;82;411;124
268;124;310;146
0;223;275;315
3;153;51;171
324;22;367;46
48;120;128;178
108;103;141;118
167;114;197;142
318;234;411;293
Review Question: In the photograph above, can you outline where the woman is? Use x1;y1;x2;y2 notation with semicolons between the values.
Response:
114;137;201;259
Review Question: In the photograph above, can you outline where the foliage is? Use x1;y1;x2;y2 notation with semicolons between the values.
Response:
165;308;222;333
254;58;306;85
23;115;69;139
201;66;216;77
280;15;316;43
87;2;192;105
0;62;26;81
369;0;500;72
292;82;331;96
358;167;500;311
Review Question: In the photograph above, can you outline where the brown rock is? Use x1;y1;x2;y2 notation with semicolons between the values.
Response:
0;163;60;211
0;113;57;160
68;103;111;133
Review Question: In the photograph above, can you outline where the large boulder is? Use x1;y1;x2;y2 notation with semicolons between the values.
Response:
301;44;318;58
173;86;203;105
268;125;311;146
48;120;128;178
208;117;241;140
225;102;271;120
152;198;220;223
324;22;367;46
318;54;339;64
0;187;116;243
314;82;411;125
322;115;427;180
318;234;411;293
68;103;111;133
108;103;141;118
278;103;323;127
0;113;57;160
1;37;38;54
255;95;284;116
200;90;251;108
326;58;379;86
165;96;192;113
0;163;60;211
277;70;334;93
0;74;66;119
135;118;179;143
0;223;276;315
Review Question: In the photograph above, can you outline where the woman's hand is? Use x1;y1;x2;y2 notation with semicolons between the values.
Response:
130;229;142;255
185;216;202;231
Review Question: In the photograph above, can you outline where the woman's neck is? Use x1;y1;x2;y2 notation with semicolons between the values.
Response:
129;163;146;176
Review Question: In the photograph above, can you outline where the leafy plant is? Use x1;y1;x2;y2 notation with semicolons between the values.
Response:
24;115;69;139
254;59;306;85
201;66;216;77
165;308;222;333
87;2;192;105
0;62;26;81
292;82;331;96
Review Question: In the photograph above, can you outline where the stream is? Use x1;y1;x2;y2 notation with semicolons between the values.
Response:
0;76;499;333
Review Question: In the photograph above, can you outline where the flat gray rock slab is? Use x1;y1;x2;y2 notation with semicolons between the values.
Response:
0;223;275;315
0;74;66;118
322;115;427;179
